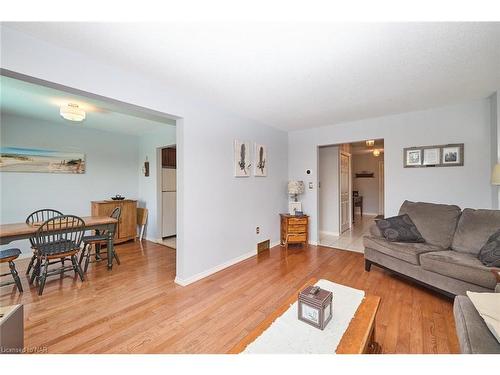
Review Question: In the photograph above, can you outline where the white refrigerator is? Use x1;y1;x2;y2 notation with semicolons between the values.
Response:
162;168;176;237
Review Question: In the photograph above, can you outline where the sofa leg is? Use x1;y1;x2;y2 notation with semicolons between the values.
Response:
364;259;372;272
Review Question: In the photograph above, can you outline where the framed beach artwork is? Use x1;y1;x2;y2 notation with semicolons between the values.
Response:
254;143;267;177
234;140;251;177
0;147;86;174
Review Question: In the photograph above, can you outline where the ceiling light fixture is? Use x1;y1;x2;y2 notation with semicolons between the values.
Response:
366;140;375;147
60;103;86;122
373;149;381;157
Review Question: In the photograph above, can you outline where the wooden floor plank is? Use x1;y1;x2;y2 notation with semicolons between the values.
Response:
0;241;459;353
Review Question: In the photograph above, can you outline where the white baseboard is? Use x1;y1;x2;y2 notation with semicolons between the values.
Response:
308;240;318;246
320;230;340;237
144;237;164;245
174;250;257;286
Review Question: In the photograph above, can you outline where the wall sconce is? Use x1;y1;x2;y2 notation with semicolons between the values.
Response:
366;140;375;147
142;157;150;177
373;149;381;157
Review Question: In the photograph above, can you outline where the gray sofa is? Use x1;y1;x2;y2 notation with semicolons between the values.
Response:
363;201;499;297
454;294;500;353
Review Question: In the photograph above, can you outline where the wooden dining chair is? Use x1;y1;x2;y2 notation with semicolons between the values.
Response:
25;209;64;276
137;207;148;241
0;248;23;293
32;215;86;295
79;207;121;273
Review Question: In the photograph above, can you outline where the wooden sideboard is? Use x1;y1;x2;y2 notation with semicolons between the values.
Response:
280;214;309;247
91;199;137;244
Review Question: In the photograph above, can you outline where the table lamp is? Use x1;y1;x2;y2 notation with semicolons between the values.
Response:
288;180;305;215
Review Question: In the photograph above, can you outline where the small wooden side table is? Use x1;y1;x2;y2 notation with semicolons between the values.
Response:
280;214;309;248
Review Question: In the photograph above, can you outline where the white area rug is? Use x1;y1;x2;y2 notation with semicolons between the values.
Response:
243;279;365;354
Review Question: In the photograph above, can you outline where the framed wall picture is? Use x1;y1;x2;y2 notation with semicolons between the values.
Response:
404;143;464;168
234;140;251;177
423;148;440;166
0;147;85;174
254;143;267;177
404;148;422;167
442;144;464;166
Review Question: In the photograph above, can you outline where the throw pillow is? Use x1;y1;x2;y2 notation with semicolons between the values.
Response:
478;229;500;267
375;214;425;243
466;291;500;344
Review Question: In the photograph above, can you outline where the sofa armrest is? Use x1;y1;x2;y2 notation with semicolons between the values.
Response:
369;223;383;238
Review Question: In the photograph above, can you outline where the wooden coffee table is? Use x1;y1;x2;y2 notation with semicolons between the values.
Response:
229;277;381;354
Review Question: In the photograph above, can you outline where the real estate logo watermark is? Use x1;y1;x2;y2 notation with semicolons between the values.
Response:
0;345;48;354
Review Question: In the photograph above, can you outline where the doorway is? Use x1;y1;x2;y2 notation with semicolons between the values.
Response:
158;146;177;249
318;139;384;252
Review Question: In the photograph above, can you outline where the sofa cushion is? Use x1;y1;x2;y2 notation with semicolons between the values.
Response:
478;229;500;267
399;200;461;249
420;251;497;289
452;208;500;256
453;296;500;354
375;214;425;242
363;235;442;265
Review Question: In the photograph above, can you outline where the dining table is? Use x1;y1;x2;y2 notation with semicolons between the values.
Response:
0;216;118;269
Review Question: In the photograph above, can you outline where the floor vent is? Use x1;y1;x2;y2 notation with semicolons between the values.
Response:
257;239;270;253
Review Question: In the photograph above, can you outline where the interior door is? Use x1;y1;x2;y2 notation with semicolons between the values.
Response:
340;152;351;233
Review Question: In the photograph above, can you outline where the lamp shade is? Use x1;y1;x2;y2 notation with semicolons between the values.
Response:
492;163;500;185
288;180;305;195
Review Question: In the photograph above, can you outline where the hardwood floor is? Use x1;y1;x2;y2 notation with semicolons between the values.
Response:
0;241;459;354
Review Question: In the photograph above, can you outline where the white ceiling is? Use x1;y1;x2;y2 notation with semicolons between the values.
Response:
5;22;500;131
0;75;175;136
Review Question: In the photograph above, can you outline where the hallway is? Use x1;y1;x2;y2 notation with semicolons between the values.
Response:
319;214;375;252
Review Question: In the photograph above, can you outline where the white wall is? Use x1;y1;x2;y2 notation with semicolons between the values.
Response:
491;91;500;209
1;27;288;283
289;99;494;244
352;153;382;215
137;127;176;241
0;113;140;256
318;146;339;236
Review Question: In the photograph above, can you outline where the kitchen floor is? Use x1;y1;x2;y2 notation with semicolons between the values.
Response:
162;236;176;249
319;214;376;252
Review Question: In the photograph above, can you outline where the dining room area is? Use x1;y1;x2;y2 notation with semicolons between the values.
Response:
0;70;180;352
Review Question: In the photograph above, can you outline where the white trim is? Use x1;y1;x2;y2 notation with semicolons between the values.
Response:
270;241;281;248
360;212;379;217
143;237;165;245
308;240;318;246
318;242;364;254
320;230;340;237
174;250;257;286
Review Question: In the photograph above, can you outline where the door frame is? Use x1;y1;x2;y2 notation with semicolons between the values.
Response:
339;150;352;234
378;160;385;216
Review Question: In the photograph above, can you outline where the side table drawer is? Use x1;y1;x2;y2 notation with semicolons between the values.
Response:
288;225;306;233
287;234;307;243
289;218;307;225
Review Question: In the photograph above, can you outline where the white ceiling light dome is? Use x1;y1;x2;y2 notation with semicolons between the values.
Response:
60;103;86;122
